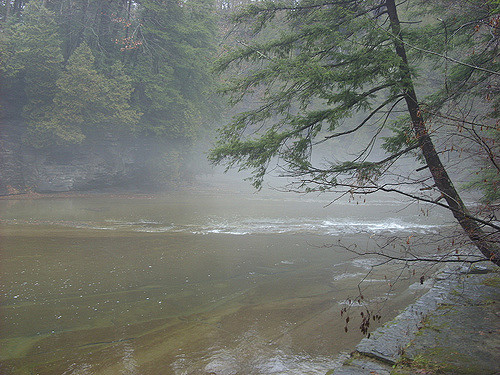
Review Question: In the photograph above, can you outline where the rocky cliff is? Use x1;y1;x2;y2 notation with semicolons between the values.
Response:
0;123;182;195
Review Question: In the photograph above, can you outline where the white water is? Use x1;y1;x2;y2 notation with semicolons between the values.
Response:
75;216;440;235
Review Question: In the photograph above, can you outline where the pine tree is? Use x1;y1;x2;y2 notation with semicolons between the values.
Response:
130;0;218;140
4;0;64;127
210;0;500;265
30;42;140;146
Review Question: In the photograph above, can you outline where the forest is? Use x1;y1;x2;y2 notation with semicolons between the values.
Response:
0;1;498;250
0;1;499;373
0;0;221;192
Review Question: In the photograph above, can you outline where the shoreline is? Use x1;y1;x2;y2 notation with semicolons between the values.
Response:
330;264;499;375
0;190;160;200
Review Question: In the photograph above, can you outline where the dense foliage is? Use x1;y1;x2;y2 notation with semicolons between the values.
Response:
0;0;219;173
209;0;499;264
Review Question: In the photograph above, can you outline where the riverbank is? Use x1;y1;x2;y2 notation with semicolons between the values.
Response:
330;265;500;375
0;175;252;200
0;189;160;200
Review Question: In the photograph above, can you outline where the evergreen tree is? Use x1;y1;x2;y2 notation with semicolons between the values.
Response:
0;0;219;189
130;0;218;140
210;0;500;265
29;42;140;146
3;0;64;126
1;0;219;145
41;0;131;61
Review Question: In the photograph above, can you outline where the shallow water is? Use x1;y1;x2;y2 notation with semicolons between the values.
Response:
0;191;449;374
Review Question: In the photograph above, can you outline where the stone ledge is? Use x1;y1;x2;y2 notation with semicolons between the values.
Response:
331;265;499;375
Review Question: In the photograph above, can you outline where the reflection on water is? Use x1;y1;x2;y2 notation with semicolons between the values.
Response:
0;192;448;374
171;328;349;375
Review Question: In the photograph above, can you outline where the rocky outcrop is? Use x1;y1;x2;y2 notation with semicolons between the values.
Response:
0;123;26;195
21;134;138;193
331;265;499;375
0;123;177;195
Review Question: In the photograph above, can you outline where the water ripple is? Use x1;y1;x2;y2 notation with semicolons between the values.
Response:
1;217;442;236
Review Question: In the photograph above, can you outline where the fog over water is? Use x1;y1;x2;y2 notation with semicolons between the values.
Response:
0;176;454;374
1;0;495;372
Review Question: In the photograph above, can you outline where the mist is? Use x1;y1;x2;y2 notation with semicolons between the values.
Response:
1;0;498;373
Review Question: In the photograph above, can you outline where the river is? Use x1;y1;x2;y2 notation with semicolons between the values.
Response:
0;189;450;374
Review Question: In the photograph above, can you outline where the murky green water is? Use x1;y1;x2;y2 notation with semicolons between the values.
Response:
0;191;448;374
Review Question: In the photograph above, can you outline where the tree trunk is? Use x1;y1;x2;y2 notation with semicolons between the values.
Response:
126;0;132;39
385;0;499;266
77;0;90;48
3;0;12;23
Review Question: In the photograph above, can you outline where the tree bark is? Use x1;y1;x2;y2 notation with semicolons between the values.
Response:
385;0;499;266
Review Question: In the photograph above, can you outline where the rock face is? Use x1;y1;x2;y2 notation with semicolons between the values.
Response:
22;133;139;193
0;123;166;195
0;124;26;195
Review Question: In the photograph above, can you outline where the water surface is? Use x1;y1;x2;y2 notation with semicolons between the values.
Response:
0;191;448;374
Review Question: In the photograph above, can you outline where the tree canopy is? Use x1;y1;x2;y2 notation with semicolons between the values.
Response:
28;42;141;146
209;0;499;265
0;0;219;147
